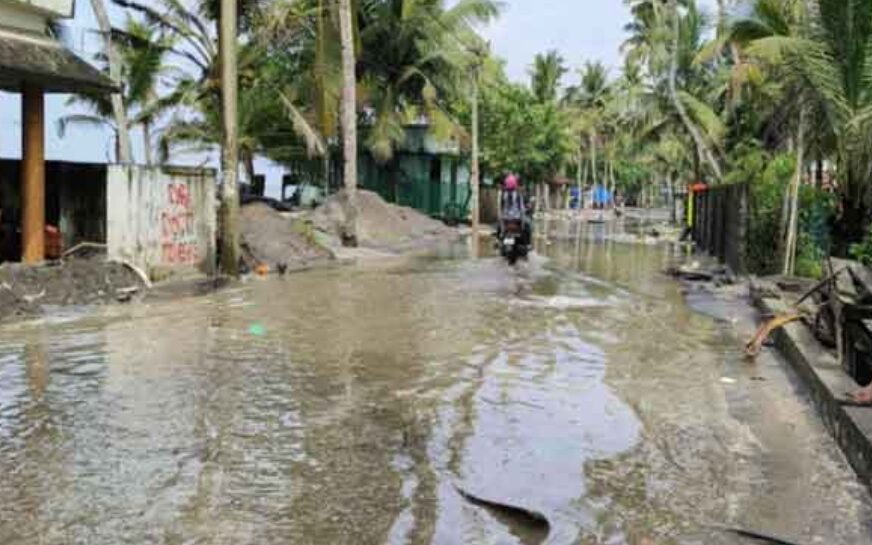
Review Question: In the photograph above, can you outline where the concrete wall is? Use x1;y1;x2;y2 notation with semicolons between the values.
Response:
107;165;216;279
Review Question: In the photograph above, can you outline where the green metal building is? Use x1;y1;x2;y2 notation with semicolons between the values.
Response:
358;124;471;220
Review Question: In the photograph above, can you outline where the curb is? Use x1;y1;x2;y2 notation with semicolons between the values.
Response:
753;294;872;490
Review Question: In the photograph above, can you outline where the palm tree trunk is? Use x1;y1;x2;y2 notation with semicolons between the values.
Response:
608;160;616;208
323;153;331;197
574;149;582;210
219;0;240;275
589;132;597;209
338;0;358;246
783;110;806;276
668;0;723;182
90;0;131;164
143;121;153;166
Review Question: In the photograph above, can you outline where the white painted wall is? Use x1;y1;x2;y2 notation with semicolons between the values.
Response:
6;0;74;18
0;3;48;32
106;165;216;279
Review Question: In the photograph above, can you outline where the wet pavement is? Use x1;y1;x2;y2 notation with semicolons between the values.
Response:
1;220;871;544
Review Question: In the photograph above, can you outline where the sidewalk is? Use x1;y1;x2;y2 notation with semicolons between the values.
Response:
752;288;872;490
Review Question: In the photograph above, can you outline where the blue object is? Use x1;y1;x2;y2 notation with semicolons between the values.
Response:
569;187;581;209
592;185;612;206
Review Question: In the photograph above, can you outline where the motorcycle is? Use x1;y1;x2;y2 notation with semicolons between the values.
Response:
499;218;529;265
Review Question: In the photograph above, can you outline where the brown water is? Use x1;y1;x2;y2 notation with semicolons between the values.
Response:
1;221;871;545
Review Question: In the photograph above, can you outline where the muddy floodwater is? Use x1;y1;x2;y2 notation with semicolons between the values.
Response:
1;221;871;544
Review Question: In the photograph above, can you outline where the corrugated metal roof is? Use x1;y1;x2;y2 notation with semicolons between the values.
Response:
0;28;116;93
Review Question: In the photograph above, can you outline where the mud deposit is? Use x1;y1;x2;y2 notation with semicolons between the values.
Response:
0;220;870;544
0;255;144;323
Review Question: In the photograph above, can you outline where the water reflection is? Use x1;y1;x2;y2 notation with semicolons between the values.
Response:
0;220;870;544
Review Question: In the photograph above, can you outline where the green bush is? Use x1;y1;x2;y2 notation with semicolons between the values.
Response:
745;151;793;275
850;227;872;266
736;145;834;278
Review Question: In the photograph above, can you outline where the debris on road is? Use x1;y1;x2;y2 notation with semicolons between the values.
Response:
0;252;147;323
454;484;550;534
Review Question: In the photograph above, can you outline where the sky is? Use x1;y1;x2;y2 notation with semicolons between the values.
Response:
0;0;714;195
482;0;631;85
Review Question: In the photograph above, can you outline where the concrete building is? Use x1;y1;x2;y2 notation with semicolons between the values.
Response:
0;0;116;263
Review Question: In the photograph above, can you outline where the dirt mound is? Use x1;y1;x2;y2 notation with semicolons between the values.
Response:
240;203;333;271
0;255;146;323
310;190;453;250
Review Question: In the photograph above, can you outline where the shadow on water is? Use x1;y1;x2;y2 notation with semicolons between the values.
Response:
0;218;870;544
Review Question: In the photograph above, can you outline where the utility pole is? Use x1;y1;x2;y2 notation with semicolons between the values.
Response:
219;0;240;275
470;55;481;237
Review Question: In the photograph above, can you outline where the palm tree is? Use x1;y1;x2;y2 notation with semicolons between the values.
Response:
566;61;610;194
114;0;324;171
119;19;175;165
90;0;132;163
58;18;173;165
723;0;872;261
338;0;358;244
530;50;567;103
665;0;723;181
356;0;501;164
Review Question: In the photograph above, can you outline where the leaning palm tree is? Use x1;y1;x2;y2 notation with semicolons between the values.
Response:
119;19;176;165
58;18;173;165
90;0;132;163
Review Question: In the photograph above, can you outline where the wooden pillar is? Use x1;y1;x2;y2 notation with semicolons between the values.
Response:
21;84;45;264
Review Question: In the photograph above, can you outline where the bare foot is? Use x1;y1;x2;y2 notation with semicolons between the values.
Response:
850;385;872;405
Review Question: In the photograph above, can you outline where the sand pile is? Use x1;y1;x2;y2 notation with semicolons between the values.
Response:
240;203;334;271
310;190;453;250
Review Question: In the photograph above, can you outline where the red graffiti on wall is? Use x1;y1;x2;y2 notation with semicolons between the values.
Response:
160;182;200;265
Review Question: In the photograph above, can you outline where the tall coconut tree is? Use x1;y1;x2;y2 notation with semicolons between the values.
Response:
338;0;358;245
530;50;567;103
566;61;611;191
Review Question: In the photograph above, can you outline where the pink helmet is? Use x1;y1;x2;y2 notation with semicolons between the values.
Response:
504;174;519;191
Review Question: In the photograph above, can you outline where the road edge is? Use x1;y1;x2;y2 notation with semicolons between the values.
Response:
752;291;872;491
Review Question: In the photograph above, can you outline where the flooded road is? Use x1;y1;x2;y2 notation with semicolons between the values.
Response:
1;221;871;544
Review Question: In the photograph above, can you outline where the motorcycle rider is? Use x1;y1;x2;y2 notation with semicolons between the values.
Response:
498;174;532;246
